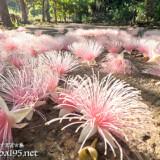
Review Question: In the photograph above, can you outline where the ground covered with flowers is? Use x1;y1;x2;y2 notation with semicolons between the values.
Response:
0;23;160;160
13;65;160;160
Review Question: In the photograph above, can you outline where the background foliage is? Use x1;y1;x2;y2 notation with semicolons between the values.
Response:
6;0;160;25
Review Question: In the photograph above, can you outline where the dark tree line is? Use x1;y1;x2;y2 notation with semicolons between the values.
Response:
0;0;158;27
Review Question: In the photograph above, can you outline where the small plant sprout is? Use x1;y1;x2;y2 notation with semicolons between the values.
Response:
46;73;151;159
99;53;138;74
38;51;80;76
69;39;104;65
0;96;32;152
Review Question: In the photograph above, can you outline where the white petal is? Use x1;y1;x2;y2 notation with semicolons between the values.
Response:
103;131;117;148
11;107;32;123
0;96;9;113
12;123;28;128
50;90;57;96
54;104;62;109
59;108;73;117
35;101;46;108
78;124;97;143
50;91;58;100
26;110;34;120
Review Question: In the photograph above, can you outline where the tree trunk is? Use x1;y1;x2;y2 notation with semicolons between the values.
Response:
0;0;13;27
145;0;154;20
64;13;66;23
79;15;82;23
53;0;57;24
45;0;50;22
69;13;71;22
59;16;61;22
19;0;28;23
42;0;45;22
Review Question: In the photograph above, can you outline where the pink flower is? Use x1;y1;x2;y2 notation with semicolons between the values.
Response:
34;30;42;37
46;73;151;159
0;33;39;57
17;27;28;32
36;35;63;53
25;47;38;57
0;96;31;153
34;66;59;93
61;35;79;50
46;74;59;92
69;39;104;62
105;36;123;54
0;68;48;109
7;53;26;69
143;29;160;37
99;53;138;74
67;29;117;37
0;62;5;74
0;30;6;40
96;36;109;47
50;88;75;117
138;38;159;59
127;28;140;36
67;29;87;37
12;33;39;57
127;27;134;31
2;38;18;52
39;51;80;76
123;37;138;52
50;87;81;117
138;39;148;56
105;29;119;36
118;30;130;37
59;28;65;33
0;109;12;151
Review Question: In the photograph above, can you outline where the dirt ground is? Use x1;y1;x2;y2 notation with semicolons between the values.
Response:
12;24;160;160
